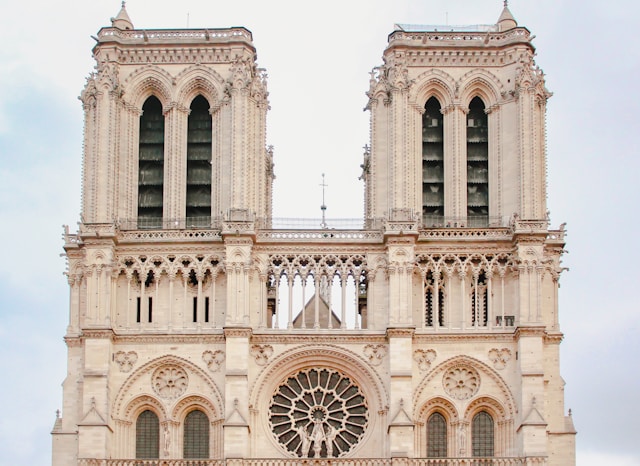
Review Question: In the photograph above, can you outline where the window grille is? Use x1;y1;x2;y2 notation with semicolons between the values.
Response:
472;411;494;457
427;412;447;457
136;410;160;459
184;409;210;458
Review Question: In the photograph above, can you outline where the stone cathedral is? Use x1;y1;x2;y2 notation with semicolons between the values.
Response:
52;3;576;465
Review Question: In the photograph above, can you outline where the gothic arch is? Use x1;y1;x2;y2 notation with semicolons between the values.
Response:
113;354;223;422
410;69;456;108
414;355;516;418
463;395;507;422
171;394;220;422
175;65;224;107
458;69;503;108
416;396;459;423
123;394;168;423
124;65;174;110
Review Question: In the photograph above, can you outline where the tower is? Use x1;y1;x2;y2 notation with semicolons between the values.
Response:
53;3;575;465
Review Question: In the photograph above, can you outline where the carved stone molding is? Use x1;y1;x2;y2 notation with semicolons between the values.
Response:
250;344;274;366
488;348;512;370
363;344;387;366
443;365;480;400
152;365;189;400
114;351;138;372
414;349;437;372
202;350;225;372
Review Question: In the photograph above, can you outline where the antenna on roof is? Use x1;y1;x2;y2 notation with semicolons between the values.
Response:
320;173;328;229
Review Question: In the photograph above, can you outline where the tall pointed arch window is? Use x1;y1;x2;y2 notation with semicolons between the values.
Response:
427;412;447;457
186;95;212;226
422;97;444;226
466;97;489;227
183;409;210;458
424;270;445;327
472;411;494;457
136;410;160;459
138;96;165;228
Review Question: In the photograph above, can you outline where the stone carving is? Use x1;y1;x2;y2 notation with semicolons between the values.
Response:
152;365;188;399
250;344;274;366
488;348;512;370
414;349;437;372
443;365;480;400
202;350;225;372
114;351;138;372
269;368;368;458
363;344;387;366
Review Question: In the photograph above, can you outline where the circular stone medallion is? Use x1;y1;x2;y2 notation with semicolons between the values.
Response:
151;365;188;399
269;368;368;458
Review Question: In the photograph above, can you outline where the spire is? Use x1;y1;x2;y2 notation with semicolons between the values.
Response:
111;1;134;30
497;0;517;32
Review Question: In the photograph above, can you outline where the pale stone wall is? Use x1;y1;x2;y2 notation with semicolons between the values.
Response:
52;5;575;466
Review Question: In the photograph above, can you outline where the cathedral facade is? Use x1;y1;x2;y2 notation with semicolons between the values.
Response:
52;4;576;465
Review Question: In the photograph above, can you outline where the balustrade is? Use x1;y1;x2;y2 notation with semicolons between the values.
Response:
78;458;545;466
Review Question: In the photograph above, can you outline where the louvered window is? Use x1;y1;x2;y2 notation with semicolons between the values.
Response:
136;410;160;459
186;95;212;226
184;409;210;458
138;96;164;228
466;97;488;226
422;97;444;226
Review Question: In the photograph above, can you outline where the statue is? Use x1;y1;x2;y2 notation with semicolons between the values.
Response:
295;424;311;458
310;419;325;458
325;424;337;457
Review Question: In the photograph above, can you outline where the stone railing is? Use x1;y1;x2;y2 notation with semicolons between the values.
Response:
257;230;383;243
79;458;546;466
388;27;530;46
98;27;253;44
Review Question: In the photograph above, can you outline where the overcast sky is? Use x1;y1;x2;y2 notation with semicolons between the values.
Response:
0;0;638;464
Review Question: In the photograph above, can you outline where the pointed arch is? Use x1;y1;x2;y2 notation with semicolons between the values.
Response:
113;355;224;422
124;65;174;110
410;69;456;109
175;64;225;108
414;355;516;419
458;69;504;108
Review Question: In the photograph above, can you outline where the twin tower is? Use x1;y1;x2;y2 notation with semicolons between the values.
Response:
53;3;576;465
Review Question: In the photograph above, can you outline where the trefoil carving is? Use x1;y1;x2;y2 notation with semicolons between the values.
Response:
414;349;437;372
114;351;138;373
202;350;225;372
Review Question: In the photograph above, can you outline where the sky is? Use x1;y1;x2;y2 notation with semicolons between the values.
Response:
0;0;638;464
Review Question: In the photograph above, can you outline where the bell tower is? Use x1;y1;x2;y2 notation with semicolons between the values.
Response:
364;2;552;227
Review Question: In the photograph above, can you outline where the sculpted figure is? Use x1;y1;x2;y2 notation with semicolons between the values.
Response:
295;424;311;458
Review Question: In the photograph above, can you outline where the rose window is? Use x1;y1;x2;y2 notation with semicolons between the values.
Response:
151;365;188;399
443;365;480;400
269;368;368;458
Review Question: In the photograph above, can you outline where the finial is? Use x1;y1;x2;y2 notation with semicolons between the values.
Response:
122;1;126;7
504;0;508;6
56;409;60;419
320;173;328;229
568;408;572;416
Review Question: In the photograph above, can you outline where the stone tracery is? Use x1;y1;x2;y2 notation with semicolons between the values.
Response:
269;368;368;458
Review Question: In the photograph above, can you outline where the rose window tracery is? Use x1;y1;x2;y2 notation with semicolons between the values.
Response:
443;365;480;400
269;368;368;458
151;365;188;399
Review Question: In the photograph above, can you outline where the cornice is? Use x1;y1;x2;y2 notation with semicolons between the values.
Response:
386;327;416;339
514;326;547;339
113;333;226;344
250;331;387;345
224;327;253;338
81;329;116;340
413;332;515;343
